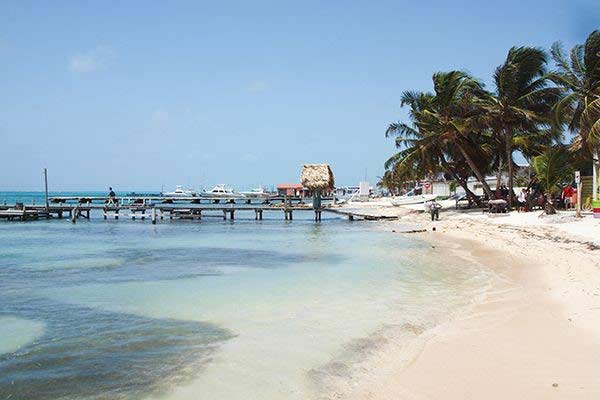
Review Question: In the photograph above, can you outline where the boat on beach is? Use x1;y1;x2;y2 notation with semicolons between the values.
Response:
391;189;437;206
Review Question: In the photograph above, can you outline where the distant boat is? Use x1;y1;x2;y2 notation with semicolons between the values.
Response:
162;186;198;197
240;187;269;198
391;189;436;206
126;192;161;197
201;185;246;198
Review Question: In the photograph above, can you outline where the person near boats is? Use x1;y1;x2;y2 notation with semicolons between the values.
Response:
427;199;442;221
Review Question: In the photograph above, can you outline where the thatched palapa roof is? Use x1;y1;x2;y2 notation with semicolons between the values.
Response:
301;164;334;190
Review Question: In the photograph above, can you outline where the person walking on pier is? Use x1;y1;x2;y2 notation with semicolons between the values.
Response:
108;187;116;205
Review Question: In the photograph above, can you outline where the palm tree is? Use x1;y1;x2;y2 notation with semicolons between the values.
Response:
385;85;488;202
550;30;600;198
392;72;494;199
531;145;572;214
550;30;600;151
479;47;559;208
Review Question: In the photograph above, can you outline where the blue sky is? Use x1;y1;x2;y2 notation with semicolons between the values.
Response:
0;1;597;191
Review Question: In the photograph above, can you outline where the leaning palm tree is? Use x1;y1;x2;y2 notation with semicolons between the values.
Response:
479;47;559;208
394;72;495;198
385;85;489;202
531;145;572;214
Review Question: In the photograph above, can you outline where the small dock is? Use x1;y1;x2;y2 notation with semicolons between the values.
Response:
0;208;50;221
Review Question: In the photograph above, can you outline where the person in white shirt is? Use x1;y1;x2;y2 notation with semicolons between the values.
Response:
428;200;442;221
517;188;527;212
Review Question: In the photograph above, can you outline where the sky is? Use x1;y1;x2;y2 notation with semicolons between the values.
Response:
0;1;598;191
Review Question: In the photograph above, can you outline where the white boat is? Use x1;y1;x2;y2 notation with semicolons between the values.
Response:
240;187;269;198
201;184;246;198
162;185;198;197
391;189;436;206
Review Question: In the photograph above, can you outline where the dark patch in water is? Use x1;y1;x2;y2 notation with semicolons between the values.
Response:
0;297;234;400
1;246;347;292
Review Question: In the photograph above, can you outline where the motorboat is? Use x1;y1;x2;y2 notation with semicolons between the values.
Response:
240;187;270;198
201;185;246;199
162;186;198;197
391;189;437;206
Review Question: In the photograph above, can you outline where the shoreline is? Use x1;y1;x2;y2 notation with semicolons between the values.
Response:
351;207;600;399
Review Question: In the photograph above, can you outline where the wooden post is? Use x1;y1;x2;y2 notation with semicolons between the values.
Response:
313;190;322;222
152;208;157;224
230;210;235;220
576;171;582;218
223;210;227;220
44;168;49;211
71;207;77;223
115;209;119;220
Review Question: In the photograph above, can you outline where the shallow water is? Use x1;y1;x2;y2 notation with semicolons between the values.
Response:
0;214;493;399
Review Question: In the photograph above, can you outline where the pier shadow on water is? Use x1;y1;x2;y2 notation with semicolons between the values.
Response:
0;297;234;400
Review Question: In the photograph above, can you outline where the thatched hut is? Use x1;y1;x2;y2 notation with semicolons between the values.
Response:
301;164;334;191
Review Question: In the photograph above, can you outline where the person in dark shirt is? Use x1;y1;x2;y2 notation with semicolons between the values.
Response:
108;187;116;205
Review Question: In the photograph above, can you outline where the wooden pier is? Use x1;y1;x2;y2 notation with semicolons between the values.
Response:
0;195;393;223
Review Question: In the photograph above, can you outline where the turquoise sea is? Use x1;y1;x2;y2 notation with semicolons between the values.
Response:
0;192;494;399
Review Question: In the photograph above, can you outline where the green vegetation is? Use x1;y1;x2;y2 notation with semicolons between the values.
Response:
382;30;600;213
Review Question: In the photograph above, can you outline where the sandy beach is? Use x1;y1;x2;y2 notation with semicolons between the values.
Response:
338;202;600;399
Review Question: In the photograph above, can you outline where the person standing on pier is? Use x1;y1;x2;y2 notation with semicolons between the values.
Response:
108;187;116;205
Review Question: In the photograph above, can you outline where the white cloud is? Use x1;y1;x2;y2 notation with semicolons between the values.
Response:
245;80;268;93
69;45;115;73
241;153;258;162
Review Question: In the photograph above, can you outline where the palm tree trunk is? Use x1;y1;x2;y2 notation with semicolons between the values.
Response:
456;144;494;200
544;193;556;214
440;157;481;206
593;150;599;201
505;131;514;209
496;157;504;188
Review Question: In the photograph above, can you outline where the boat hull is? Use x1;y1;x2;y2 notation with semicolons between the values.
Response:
391;194;437;206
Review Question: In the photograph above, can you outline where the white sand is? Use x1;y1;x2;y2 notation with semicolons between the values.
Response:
336;202;600;399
